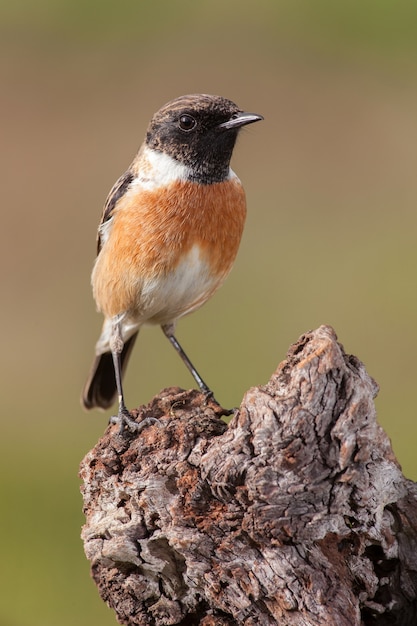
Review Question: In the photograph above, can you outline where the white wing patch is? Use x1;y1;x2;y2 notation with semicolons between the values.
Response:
97;216;114;247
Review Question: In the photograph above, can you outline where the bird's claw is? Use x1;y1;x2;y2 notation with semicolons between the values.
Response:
109;409;159;435
202;390;235;417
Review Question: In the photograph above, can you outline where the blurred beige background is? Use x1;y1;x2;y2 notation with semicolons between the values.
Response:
1;1;417;624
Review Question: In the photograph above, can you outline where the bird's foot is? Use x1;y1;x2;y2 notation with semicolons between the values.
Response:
202;389;235;417
109;407;159;435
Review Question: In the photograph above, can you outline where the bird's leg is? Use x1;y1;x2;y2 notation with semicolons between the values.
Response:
161;323;232;415
109;317;157;433
108;317;128;412
161;323;212;394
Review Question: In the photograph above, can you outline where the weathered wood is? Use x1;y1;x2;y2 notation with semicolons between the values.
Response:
80;325;417;625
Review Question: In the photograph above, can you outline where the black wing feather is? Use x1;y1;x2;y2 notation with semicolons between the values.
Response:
96;169;135;254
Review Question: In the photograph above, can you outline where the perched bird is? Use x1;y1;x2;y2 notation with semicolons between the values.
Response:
81;93;263;429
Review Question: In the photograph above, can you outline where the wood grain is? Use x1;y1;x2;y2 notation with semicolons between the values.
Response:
80;326;417;625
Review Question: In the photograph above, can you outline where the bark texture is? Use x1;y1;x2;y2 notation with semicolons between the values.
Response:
80;325;417;625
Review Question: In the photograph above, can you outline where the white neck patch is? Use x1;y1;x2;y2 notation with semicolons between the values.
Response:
136;147;190;190
134;146;236;190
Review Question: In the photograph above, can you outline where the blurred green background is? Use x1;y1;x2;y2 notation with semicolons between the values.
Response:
1;1;417;624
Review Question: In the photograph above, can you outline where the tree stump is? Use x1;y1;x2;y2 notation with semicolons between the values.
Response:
79;325;417;625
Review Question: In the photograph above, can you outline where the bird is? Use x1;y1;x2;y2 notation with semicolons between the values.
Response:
81;93;263;431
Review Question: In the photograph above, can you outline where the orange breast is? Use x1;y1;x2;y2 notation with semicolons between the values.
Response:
92;177;247;319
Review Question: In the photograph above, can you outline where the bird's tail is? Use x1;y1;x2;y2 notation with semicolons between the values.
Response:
81;331;138;410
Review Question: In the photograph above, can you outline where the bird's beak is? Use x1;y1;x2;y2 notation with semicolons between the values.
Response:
218;112;264;130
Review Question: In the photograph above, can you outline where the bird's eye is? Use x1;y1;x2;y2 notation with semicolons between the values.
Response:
179;114;196;131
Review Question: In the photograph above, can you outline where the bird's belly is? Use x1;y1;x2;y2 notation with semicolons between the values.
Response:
139;244;224;325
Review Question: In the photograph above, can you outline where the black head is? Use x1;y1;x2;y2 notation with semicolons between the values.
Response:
145;94;263;184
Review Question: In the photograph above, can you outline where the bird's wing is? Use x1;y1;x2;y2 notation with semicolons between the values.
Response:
96;169;135;254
